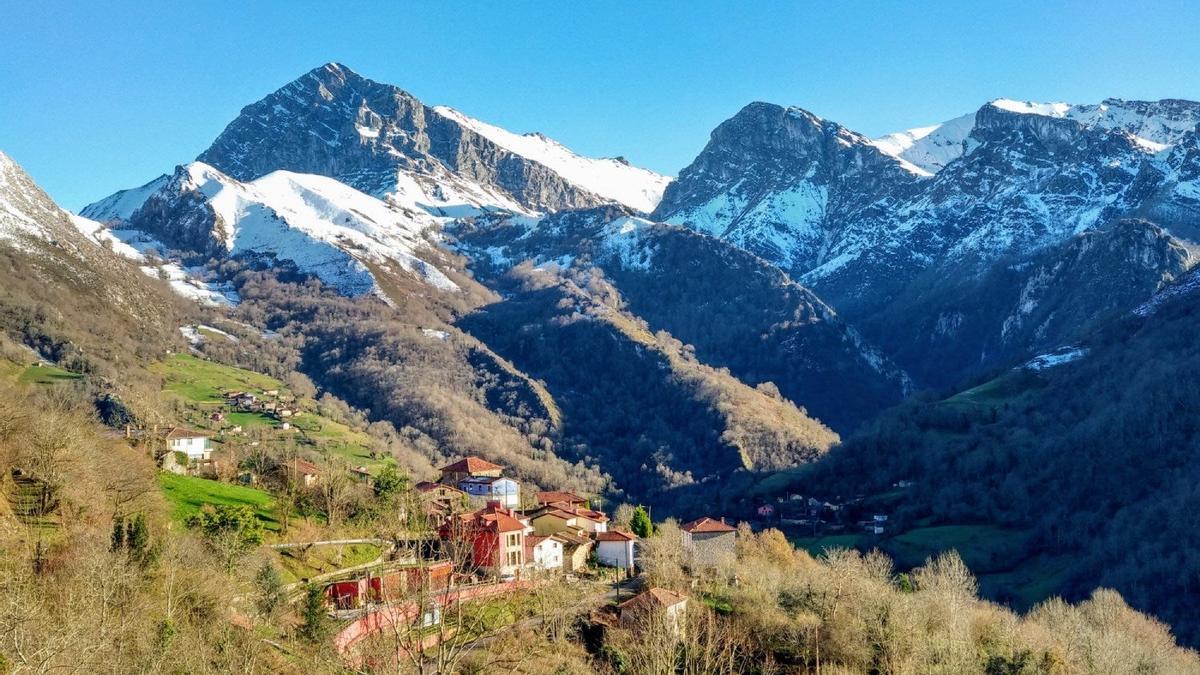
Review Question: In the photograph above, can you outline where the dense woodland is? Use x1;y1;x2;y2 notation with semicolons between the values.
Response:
802;280;1200;645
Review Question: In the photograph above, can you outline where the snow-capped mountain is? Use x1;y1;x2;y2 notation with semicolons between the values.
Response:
651;102;922;271
431;106;671;213
196;63;668;216
84;161;457;297
655;96;1200;386
872;98;1200;174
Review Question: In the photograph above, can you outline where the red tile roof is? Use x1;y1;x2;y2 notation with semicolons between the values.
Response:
618;587;687;611
438;456;504;474
478;510;526;533
595;530;637;542
536;491;586;505
545;502;609;523
289;458;321;476
681;517;736;534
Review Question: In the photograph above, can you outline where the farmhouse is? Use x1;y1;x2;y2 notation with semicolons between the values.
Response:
595;530;637;571
459;475;521;508
285;458;322;488
528;502;608;535
535;491;587;508
524;535;564;572
164;427;211;461
438;456;503;484
618;588;687;634
681;516;737;567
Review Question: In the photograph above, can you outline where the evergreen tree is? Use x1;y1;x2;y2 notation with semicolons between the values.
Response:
126;514;149;559
299;583;330;643
110;517;125;552
630;505;653;538
255;562;287;619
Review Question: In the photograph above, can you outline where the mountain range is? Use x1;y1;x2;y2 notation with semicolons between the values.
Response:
6;61;1200;641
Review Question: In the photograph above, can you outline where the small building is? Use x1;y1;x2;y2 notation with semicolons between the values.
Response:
164;427;212;461
458;476;521;509
535;491;587;508
618;588;688;634
350;466;373;484
264;389;279;397
529;502;609;536
595;530;637;571
552;531;593;572
285;458;321;487
438;456;504;485
681;517;737;567
525;535;564;572
209;411;226;423
757;504;776;518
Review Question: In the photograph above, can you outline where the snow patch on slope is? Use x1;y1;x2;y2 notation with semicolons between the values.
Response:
433;106;672;213
84;163;459;296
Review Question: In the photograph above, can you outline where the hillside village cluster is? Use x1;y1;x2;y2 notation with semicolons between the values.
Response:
126;383;741;642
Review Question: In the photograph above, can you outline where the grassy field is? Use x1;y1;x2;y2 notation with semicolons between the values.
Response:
789;532;869;557
882;524;1030;573
18;364;82;385
153;353;282;403
226;411;280;430
275;543;383;584
158;473;280;530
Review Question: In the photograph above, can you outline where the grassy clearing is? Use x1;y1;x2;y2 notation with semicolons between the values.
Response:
226;411;279;430
157;473;280;530
883;524;1029;573
153;353;281;403
18;364;82;385
275;543;383;584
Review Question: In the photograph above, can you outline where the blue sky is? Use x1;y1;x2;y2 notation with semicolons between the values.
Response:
3;0;1200;209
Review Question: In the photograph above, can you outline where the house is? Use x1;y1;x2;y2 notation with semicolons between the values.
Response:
417;481;468;505
164;427;211;461
595;530;637;571
458;476;521;509
681;517;737;567
440;501;526;577
618;588;688;634
552;531;593;572
350;466;373;484
529;502;608;535
757;504;776;518
438;456;504;485
285;458;321;487
535;491;587;508
525;535;564;572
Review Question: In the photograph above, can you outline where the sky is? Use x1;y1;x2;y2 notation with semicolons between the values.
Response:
3;1;1200;210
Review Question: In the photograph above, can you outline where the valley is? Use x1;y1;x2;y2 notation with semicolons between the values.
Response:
2;53;1200;672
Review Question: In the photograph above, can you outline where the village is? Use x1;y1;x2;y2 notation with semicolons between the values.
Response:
110;368;745;663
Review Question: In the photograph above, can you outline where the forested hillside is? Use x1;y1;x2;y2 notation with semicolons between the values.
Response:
458;264;838;510
796;269;1200;644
